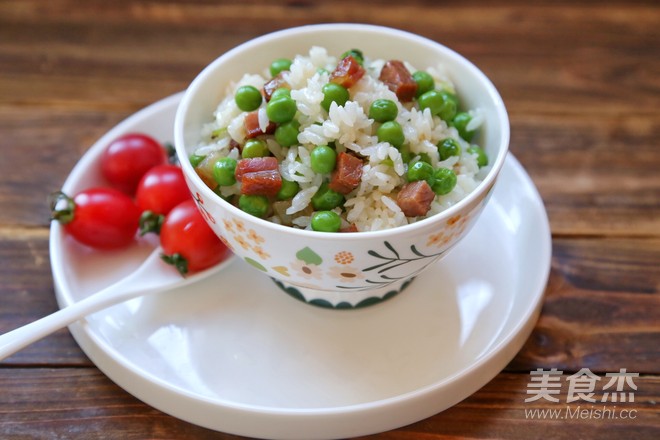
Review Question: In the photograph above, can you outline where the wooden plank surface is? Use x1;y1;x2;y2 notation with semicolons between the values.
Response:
0;0;658;438
1;236;658;370
0;370;657;439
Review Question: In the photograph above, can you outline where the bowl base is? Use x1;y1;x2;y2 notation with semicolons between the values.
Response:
271;277;415;309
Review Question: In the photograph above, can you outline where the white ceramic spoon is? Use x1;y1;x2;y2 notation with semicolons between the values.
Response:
0;248;235;360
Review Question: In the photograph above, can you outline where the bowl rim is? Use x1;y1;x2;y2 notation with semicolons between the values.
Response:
174;23;510;240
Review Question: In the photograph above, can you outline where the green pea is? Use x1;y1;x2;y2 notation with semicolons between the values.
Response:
212;157;237;186
310;145;337;174
399;144;413;163
431;168;457;195
413;153;432;165
467;145;488;167
270;58;292;77
276;178;300;200
210;127;227;139
412;71;434;97
312;183;345;210
438;138;462;161
445;91;459;109
452;112;476;141
235;85;263;112
407;161;435;184
189;153;206;168
270;87;291;101
340;49;364;65
266;96;297;123
238;194;269;218
242;139;270;158
368;99;398;122
274;120;300;147
377;121;405;149
311;210;342;232
321;83;349;112
215;191;234;205
417;90;441;114
418;90;457;121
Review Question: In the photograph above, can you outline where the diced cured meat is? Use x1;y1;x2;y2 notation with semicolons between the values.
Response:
396;180;435;217
194;151;224;189
240;169;282;196
328;152;363;194
195;167;218;190
235;157;278;182
263;73;290;101
340;224;358;233
379;60;418;102
244;111;276;139
229;138;241;152
236;156;282;197
272;200;294;226
330;56;366;89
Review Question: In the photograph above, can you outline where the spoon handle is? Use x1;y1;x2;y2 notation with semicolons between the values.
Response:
0;248;176;361
0;246;234;361
0;271;164;361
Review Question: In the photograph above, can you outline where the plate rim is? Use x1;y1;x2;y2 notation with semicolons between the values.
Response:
49;93;551;438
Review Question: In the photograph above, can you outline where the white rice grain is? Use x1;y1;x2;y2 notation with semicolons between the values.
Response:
257;107;269;133
227;113;247;144
287;185;318;215
191;51;487;232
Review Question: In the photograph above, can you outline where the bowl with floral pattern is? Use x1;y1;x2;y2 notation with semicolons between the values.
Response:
174;24;509;308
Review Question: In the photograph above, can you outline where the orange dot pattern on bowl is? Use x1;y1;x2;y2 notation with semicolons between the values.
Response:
426;214;470;248
193;188;483;293
334;251;355;265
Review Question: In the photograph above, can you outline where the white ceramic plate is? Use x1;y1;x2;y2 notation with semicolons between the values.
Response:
50;93;551;439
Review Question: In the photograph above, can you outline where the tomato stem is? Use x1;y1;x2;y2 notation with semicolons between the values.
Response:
139;210;164;235
49;191;75;224
165;142;179;165
161;253;188;276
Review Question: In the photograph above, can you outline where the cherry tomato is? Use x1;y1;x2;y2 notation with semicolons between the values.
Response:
101;133;167;194
136;164;191;215
50;188;141;249
160;199;231;275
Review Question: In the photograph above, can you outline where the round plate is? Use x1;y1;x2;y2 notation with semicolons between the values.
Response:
50;93;551;439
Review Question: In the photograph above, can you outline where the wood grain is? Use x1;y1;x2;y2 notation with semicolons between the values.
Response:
0;368;232;439
0;0;658;438
2;109;658;233
1;3;657;233
0;235;89;365
0;107;132;226
508;239;660;374
0;370;657;439
2;235;658;372
358;374;660;440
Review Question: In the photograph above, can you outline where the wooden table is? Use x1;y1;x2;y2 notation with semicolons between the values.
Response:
1;1;658;438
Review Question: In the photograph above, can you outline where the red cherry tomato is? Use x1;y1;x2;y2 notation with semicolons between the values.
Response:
50;188;141;249
136;164;191;215
101;133;167;194
160;199;231;275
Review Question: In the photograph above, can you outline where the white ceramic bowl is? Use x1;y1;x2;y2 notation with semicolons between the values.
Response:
175;24;509;308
